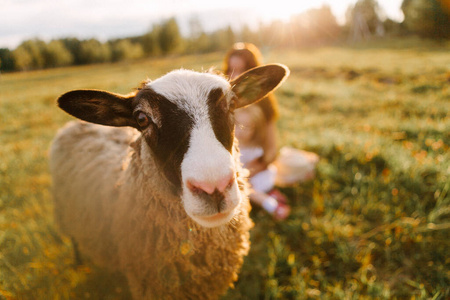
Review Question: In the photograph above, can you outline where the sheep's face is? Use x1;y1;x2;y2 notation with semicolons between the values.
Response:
57;64;289;228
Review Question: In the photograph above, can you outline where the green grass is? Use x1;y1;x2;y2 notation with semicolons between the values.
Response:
1;42;449;299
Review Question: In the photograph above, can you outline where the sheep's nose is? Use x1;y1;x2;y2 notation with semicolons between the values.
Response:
187;173;234;195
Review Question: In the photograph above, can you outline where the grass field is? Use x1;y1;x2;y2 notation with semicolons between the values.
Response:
1;40;449;299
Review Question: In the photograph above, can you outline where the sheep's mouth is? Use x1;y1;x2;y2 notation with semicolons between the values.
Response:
198;212;230;221
183;181;241;227
191;210;235;228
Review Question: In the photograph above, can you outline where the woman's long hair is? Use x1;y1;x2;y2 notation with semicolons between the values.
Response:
223;42;279;121
223;42;263;77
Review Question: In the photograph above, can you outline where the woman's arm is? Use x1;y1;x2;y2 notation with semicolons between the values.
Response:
246;121;278;176
262;120;278;165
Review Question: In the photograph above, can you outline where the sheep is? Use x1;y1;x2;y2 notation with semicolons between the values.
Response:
50;64;289;299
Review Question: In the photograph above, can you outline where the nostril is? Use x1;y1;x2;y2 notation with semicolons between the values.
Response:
216;173;234;193
186;173;234;195
187;179;215;195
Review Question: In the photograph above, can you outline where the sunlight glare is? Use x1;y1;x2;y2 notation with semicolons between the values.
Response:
254;1;320;22
204;0;403;24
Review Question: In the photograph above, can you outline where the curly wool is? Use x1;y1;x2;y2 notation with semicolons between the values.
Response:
50;121;253;300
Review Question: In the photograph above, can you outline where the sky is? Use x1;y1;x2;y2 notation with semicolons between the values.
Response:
0;0;404;49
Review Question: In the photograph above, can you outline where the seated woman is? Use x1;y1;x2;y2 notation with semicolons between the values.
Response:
224;42;290;220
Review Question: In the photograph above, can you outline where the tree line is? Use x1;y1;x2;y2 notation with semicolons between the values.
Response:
1;0;449;72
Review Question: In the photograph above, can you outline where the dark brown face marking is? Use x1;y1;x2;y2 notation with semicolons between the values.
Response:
207;88;234;152
133;88;194;190
131;86;236;191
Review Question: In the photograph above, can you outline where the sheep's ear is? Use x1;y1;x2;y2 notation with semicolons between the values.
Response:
230;64;289;109
57;90;138;128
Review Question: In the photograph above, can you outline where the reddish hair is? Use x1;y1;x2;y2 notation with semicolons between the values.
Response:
223;42;279;121
223;43;263;77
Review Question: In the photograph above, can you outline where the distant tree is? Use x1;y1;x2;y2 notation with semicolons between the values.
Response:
239;25;257;45
210;26;236;51
303;5;341;44
79;39;111;64
189;16;204;40
185;22;235;54
13;39;46;70
195;33;212;53
224;26;236;47
185;16;210;53
288;5;340;47
0;48;15;72
346;0;385;40
12;47;32;71
257;20;287;47
383;18;403;36
140;29;161;56
60;38;83;65
110;39;144;62
357;0;382;32
158;18;183;54
43;40;73;68
402;0;450;39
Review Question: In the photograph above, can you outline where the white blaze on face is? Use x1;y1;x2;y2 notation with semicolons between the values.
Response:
149;69;241;227
181;118;241;228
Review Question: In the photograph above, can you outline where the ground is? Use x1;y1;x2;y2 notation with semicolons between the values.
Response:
0;39;449;299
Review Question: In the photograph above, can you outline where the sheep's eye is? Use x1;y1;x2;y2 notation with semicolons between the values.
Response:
135;112;150;128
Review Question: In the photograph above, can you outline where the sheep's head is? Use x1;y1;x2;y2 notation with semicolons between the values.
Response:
57;64;289;227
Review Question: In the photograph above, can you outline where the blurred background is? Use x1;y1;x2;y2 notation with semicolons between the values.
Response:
0;0;449;71
0;0;449;299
